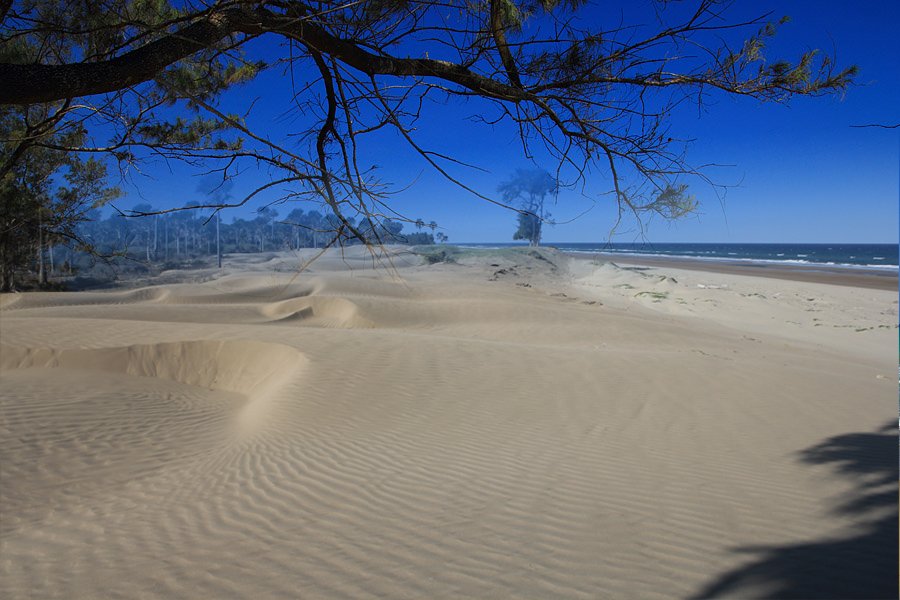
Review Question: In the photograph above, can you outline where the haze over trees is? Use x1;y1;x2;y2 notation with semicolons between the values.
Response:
22;207;434;286
499;169;557;247
0;0;856;287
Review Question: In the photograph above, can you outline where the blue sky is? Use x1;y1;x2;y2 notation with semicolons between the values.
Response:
117;0;899;244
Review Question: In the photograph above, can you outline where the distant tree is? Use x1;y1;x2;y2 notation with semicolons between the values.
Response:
513;213;541;246
400;230;435;245
131;203;156;263
254;207;278;251
283;208;307;250
305;211;325;248
194;177;234;267
499;169;557;247
1;1;856;245
381;219;404;241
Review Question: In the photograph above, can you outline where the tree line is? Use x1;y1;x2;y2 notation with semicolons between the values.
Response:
5;201;444;290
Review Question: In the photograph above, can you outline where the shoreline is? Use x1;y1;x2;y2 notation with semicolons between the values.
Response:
566;251;898;291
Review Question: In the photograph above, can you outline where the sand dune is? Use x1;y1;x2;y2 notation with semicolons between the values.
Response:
1;339;304;398
1;246;895;598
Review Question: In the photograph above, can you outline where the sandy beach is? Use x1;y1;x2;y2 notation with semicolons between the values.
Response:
1;246;896;599
567;251;898;291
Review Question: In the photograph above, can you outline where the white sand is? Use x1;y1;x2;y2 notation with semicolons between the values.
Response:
1;247;895;598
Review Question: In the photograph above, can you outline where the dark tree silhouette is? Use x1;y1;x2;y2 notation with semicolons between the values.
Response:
0;105;120;290
692;421;898;600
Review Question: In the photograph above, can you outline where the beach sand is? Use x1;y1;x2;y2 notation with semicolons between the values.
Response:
1;246;896;598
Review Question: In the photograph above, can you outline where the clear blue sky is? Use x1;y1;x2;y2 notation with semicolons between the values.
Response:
118;0;899;244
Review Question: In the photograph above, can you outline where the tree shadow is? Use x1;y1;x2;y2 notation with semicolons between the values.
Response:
692;421;898;599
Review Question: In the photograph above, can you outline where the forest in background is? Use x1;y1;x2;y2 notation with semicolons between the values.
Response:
30;207;440;289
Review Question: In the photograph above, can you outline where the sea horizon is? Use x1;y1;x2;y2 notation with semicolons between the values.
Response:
456;242;899;271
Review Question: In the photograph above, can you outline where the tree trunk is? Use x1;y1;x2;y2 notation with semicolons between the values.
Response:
216;213;222;268
1;266;12;292
37;215;47;285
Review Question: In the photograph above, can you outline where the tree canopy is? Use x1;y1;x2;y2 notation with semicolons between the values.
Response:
499;168;557;246
0;0;856;268
0;102;121;290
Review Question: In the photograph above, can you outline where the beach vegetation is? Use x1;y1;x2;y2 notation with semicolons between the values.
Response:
416;246;459;265
635;291;669;301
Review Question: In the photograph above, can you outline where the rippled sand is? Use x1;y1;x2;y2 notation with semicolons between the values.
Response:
1;247;895;598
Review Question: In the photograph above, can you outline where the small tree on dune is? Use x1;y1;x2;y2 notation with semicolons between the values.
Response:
499;169;557;247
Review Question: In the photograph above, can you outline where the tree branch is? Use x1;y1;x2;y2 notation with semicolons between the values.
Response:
0;3;530;105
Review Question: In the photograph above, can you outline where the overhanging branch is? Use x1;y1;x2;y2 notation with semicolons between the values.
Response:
0;3;528;105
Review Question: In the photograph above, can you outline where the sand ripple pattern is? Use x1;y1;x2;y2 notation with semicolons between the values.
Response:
1;256;895;599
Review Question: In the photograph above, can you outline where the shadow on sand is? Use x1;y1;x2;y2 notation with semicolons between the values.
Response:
692;421;898;599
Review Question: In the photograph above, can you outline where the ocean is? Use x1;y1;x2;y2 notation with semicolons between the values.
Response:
461;242;899;271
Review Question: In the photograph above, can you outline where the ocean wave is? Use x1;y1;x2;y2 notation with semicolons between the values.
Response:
562;249;898;271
